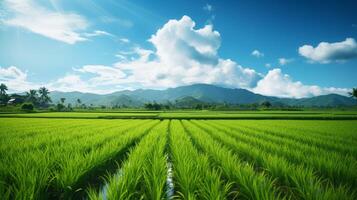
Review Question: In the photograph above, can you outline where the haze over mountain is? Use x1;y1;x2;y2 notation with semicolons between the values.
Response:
50;84;356;107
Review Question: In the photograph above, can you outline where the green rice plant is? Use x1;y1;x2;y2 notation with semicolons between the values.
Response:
209;120;357;190
169;120;231;199
253;120;357;143
181;120;280;200
53;120;159;196
190;120;355;200
142;134;167;200
232;120;357;157
0;119;131;153
0;119;157;199
88;120;168;200
1;116;356;199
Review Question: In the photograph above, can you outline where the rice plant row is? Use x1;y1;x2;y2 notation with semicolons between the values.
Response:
0;118;356;199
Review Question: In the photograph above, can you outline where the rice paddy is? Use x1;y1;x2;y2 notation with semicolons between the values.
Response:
0;115;356;199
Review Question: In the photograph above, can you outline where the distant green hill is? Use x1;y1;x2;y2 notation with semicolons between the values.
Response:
50;84;357;107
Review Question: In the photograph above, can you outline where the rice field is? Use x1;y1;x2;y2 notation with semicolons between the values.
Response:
0;117;356;199
1;110;357;120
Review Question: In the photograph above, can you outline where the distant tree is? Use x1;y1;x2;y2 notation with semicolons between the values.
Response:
56;103;65;111
152;102;162;110
261;101;272;108
0;95;10;105
195;104;202;110
60;98;66;104
67;103;73;111
76;99;83;108
21;103;34;111
144;102;163;110
38;87;51;107
349;88;357;99
0;83;9;105
0;83;8;95
26;89;39;105
144;103;153;110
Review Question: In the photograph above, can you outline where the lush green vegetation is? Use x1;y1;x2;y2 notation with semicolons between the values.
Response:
0;117;356;200
1;84;357;113
1;110;357;120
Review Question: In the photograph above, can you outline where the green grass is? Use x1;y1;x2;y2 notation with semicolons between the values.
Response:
0;117;356;199
2;110;357;120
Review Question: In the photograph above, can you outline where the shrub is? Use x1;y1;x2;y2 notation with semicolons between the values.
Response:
21;103;34;111
56;103;65;111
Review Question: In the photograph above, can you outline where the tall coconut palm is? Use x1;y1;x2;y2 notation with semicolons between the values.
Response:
0;83;8;95
38;87;51;107
349;88;357;99
76;98;81;107
26;89;39;105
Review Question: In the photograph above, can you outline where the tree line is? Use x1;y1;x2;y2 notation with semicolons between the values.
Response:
0;84;52;111
1;83;357;111
0;83;85;112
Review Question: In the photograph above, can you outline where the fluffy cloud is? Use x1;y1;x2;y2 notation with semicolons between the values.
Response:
48;74;120;94
74;65;127;85
299;38;357;63
109;16;262;89
51;16;350;97
0;66;119;94
0;66;39;92
278;58;293;66
149;16;221;66
1;0;110;44
251;50;264;58
2;15;351;98
53;16;261;92
252;68;349;98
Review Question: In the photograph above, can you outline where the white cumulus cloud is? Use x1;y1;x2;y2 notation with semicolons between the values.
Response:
48;74;120;94
0;66;39;92
298;38;357;63
1;0;112;44
252;68;349;98
111;15;262;89
74;65;127;85
2;15;351;98
278;58;293;66
251;50;264;58
51;16;261;92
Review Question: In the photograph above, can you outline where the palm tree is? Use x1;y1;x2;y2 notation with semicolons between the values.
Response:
38;87;51;107
77;98;81;107
349;88;357;99
26;89;39;104
0;83;8;95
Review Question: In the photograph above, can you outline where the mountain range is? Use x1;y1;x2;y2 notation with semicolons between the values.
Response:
49;84;357;107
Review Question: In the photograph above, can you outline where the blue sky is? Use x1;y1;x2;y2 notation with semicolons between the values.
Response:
0;0;357;98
